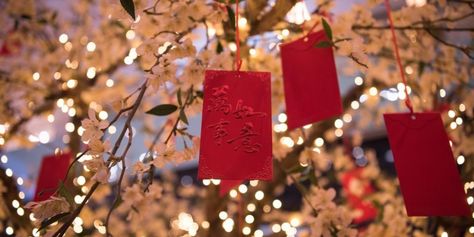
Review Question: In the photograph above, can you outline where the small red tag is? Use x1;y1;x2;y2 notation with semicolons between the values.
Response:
384;112;470;216
280;30;342;130
198;70;273;180
219;180;243;197
34;153;71;201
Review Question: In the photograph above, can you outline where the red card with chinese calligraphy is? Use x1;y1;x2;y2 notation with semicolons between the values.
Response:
34;153;71;202
198;70;272;180
279;30;342;130
384;112;470;216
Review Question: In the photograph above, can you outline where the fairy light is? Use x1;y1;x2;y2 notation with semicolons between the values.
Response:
255;191;264;200
17;177;24;185
354;76;363;86
12;200;20;208
441;232;448;237
238;184;248;194
201;221;210;229
335;128;343;137
108;125;117;134
5;226;14;235
334;119;343;129
459;104;466;112
17;207;25;216
406;0;427;7
68;108;76;117
448;110;456;118
67;98;74;107
245;215;255;224
272;199;282;209
86;42;96;52
290;217;301;226
351;101;360;110
467;196;473;205
343;113;352;123
404;65;413;74
280;136;294;147
5;168;13;177
296;137;304;145
1;155;8;163
254;230;264;237
47;114;55;123
65;122;75;132
86;67;96;79
32;72;40;81
219;211;228;220
272;224;281;233
242;227;251;235
249;48;257;57
202;179;211;186
450;122;457;130
106;79;114;87
369;87;378;96
124;56;134;65
457;155;465;165
247;203;256;212
66;79;78;89
38;131;50;144
222;218;234;232
278;113;287;123
54;72;61;80
238;17;247;27
229;42;237;52
281;29;290;38
249;180;259;187
456;117;463;125
59;33;69;44
281;222;291;231
19;192;25;199
126;30;136;40
469;226;474;234
64;42;73;51
273;123;288;133
314;137;324;147
99;111;108;120
439;89;446;98
77;176;86;185
229;189;238;198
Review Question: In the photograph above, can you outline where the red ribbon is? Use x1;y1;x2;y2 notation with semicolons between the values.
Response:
383;0;414;114
235;1;242;71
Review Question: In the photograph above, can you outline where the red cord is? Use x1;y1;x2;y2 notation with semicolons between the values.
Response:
383;0;414;114
235;0;242;71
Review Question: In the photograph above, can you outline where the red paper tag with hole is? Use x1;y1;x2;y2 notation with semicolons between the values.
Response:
198;70;272;180
34;153;71;201
279;30;342;130
384;112;470;216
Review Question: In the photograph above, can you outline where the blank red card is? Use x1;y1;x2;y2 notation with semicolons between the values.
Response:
384;112;470;216
198;70;272;180
279;30;342;130
219;180;243;197
34;153;71;201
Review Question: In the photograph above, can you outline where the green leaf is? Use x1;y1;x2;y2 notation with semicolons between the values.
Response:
314;40;332;48
321;18;333;41
179;110;189;125
195;90;203;99
38;212;70;232
226;6;236;30
177;88;183;107
120;0;136;20
146;104;178;116
286;164;306;174
57;181;75;208
216;41;224;54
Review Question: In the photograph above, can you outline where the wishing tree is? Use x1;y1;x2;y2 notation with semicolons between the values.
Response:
0;0;473;236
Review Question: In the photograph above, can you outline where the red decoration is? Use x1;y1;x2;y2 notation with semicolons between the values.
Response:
384;112;470;216
34;153;72;202
279;30;342;130
342;168;377;223
198;70;272;180
219;180;242;197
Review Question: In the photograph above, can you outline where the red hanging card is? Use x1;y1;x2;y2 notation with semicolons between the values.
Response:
198;70;272;180
219;180;243;197
384;112;470;216
279;30;342;130
342;168;377;223
34;153;71;202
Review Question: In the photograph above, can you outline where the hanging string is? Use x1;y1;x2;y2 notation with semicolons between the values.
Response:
383;0;414;114
235;0;242;71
